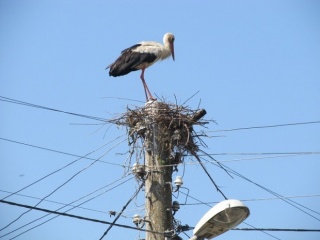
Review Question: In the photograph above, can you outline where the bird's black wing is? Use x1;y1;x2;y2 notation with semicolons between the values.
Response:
121;44;141;54
106;44;142;70
108;44;157;77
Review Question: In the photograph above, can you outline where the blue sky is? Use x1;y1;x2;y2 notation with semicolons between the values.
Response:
1;1;320;239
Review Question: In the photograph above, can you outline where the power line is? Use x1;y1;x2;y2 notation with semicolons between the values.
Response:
2;94;319;239
196;152;320;163
4;134;316;176
0;189;145;217
98;182;145;240
0;190;107;215
208;120;320;133
233;228;320;232
144;152;320;220
2;136;319;173
177;157;320;228
0;137;124;167
142;151;320;171
2;96;319;134
4;136;318;168
242;222;282;240
0;199;163;236
204;159;320;220
189;149;228;200
0;176;133;240
1;135;124;202
0;136;126;233
179;191;212;208
0;96;107;122
204;151;320;156
180;194;320;206
213;152;320;163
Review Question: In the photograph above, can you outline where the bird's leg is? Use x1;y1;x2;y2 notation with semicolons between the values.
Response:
140;69;156;101
140;69;149;101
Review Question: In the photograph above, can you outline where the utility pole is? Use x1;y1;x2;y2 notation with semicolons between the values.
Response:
127;100;207;240
144;101;173;240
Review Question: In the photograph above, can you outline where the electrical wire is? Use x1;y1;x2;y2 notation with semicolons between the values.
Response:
0;137;124;167
195;152;320;164
2;96;319;134
207;120;320;133
2;198;316;240
98;182;145;240
101;96;144;103
212;152;320;163
242;222;282;240
0;96;107;122
180;194;320;206
202;158;320;221
0;136;126;233
0;199;163;236
1;137;121;202
6;134;319;170
179;190;212;208
138;151;320;170
188;149;228;200
0;175;133;239
2;95;319;239
4;188;318;219
3;135;319;173
233;228;320;232
203;151;320;156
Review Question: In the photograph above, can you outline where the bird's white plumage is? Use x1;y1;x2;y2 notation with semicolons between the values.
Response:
133;33;173;61
131;33;174;69
108;33;175;100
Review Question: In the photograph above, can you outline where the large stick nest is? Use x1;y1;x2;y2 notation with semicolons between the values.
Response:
111;100;209;161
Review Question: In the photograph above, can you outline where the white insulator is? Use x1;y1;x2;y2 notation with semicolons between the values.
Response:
174;176;183;187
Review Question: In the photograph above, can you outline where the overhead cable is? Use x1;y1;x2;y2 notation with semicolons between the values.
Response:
0;136;126;232
0;137;124;167
208;121;320;133
98;182;145;240
0;199;163;235
0;176;133;239
0;96;106;122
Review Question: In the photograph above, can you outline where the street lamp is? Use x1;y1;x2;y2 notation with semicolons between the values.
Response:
190;199;250;240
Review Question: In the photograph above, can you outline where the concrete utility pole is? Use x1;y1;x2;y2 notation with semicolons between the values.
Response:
126;100;207;240
144;101;173;240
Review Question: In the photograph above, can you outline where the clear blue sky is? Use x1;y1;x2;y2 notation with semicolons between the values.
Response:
1;1;320;239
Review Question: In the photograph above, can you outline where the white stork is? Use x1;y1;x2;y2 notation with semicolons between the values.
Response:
106;33;175;100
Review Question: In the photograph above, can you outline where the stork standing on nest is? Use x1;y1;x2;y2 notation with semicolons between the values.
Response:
106;33;175;101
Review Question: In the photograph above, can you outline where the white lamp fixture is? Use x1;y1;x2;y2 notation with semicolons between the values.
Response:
191;199;250;240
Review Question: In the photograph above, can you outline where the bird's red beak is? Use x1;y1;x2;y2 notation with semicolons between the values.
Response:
170;43;175;61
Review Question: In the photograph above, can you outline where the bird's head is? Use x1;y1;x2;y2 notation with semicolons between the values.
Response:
164;33;175;61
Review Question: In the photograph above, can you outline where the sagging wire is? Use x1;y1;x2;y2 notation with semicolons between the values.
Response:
0;95;107;122
189;149;228;200
0;135;127;233
202;157;320;221
0;199;164;236
0;137;124;167
0;175;133;239
98;182;145;240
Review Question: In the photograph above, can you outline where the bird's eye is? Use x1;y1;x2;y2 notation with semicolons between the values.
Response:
171;37;175;42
